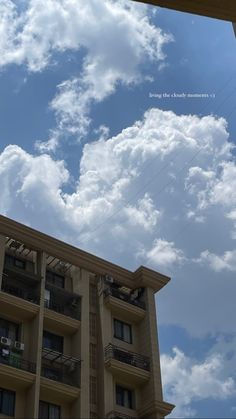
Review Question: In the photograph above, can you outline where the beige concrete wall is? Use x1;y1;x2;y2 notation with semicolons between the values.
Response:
138;287;163;417
0;235;6;289
78;269;90;419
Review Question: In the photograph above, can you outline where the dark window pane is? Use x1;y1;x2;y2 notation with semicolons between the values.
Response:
39;401;60;419
49;404;61;419
114;319;132;343
39;400;48;418
43;331;63;353
116;385;123;406
46;271;64;289
14;258;25;269
0;318;19;341
123;323;132;344
0;388;15;416
115;385;134;409
114;319;122;339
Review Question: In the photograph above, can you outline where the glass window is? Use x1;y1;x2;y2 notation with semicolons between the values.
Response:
0;388;15;417
14;258;25;269
0;318;19;342
39;401;61;419
116;385;134;409
43;331;63;353
4;254;25;270
90;343;97;369
90;376;97;405
114;319;132;344
46;271;64;288
89;313;97;337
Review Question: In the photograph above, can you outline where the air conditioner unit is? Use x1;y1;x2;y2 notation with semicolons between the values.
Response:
0;336;11;346
14;341;24;351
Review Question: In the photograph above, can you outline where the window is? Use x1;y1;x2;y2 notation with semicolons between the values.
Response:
5;254;25;270
0;388;15;417
114;319;132;344
90;343;97;369
46;270;64;288
43;331;63;353
116;385;134;409
39;401;60;419
89;284;97;307
0;318;19;342
89;313;97;338
90;376;97;405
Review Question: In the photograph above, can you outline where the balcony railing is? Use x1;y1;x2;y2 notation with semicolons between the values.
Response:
41;364;79;387
105;344;150;371
44;298;81;321
104;287;145;310
1;278;40;304
0;352;36;374
41;348;80;387
106;411;136;419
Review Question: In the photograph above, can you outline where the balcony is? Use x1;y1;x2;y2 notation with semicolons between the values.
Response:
105;344;150;371
104;287;145;310
105;344;150;385
41;348;80;388
104;286;146;323
0;350;36;374
106;412;136;419
44;284;81;321
2;265;40;305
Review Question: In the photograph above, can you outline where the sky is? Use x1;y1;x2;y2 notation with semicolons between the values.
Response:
0;0;236;417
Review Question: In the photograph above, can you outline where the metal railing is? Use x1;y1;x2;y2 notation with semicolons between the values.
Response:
1;279;40;304
106;411;136;419
104;287;145;310
44;298;81;321
105;344;150;371
0;353;36;374
41;365;79;387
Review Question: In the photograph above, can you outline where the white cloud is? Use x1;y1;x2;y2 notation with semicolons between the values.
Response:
1;108;236;337
197;249;236;272
143;238;185;267
161;347;236;418
0;0;172;147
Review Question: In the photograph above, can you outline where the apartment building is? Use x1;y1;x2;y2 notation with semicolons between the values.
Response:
132;0;236;22
0;215;174;419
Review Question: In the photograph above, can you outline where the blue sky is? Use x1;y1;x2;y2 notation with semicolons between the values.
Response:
0;0;236;416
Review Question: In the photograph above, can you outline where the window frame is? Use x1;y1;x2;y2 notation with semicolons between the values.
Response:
39;400;61;419
115;384;134;410
0;317;20;342
46;270;65;289
114;319;132;344
43;330;64;353
0;388;15;417
4;254;26;270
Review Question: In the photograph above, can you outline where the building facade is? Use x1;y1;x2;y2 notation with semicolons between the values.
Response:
132;0;236;22
0;215;174;419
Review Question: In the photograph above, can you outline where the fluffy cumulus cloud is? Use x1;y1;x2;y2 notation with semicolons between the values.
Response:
1;108;236;339
197;249;236;272
161;347;236;418
1;107;236;415
141;238;185;267
0;0;172;148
